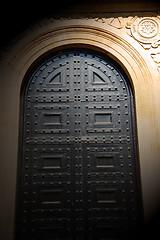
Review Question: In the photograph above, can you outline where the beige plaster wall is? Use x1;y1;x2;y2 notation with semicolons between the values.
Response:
0;11;160;240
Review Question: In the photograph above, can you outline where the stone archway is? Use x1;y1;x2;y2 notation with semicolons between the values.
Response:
0;20;160;240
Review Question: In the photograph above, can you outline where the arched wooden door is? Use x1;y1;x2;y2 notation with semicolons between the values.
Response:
16;49;142;240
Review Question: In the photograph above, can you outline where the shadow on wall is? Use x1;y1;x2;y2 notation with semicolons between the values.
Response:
139;212;160;239
0;0;160;48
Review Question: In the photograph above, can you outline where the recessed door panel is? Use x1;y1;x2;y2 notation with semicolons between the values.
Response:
16;49;142;240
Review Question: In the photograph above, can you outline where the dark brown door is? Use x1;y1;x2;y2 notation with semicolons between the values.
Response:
16;49;142;240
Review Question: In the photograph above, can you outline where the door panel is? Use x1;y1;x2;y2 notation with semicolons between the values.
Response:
16;49;142;240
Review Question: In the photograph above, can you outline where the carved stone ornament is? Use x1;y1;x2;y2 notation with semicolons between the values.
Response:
126;16;160;73
108;17;124;29
151;52;160;73
131;17;160;44
126;16;160;47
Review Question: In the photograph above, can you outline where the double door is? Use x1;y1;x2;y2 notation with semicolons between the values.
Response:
16;50;142;240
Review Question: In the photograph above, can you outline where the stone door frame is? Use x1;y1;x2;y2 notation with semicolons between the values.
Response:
0;20;160;239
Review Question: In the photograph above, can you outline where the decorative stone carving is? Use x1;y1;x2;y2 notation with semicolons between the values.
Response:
151;52;160;73
126;16;160;73
108;17;124;29
94;17;106;23
151;52;160;63
136;18;158;40
127;17;160;45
